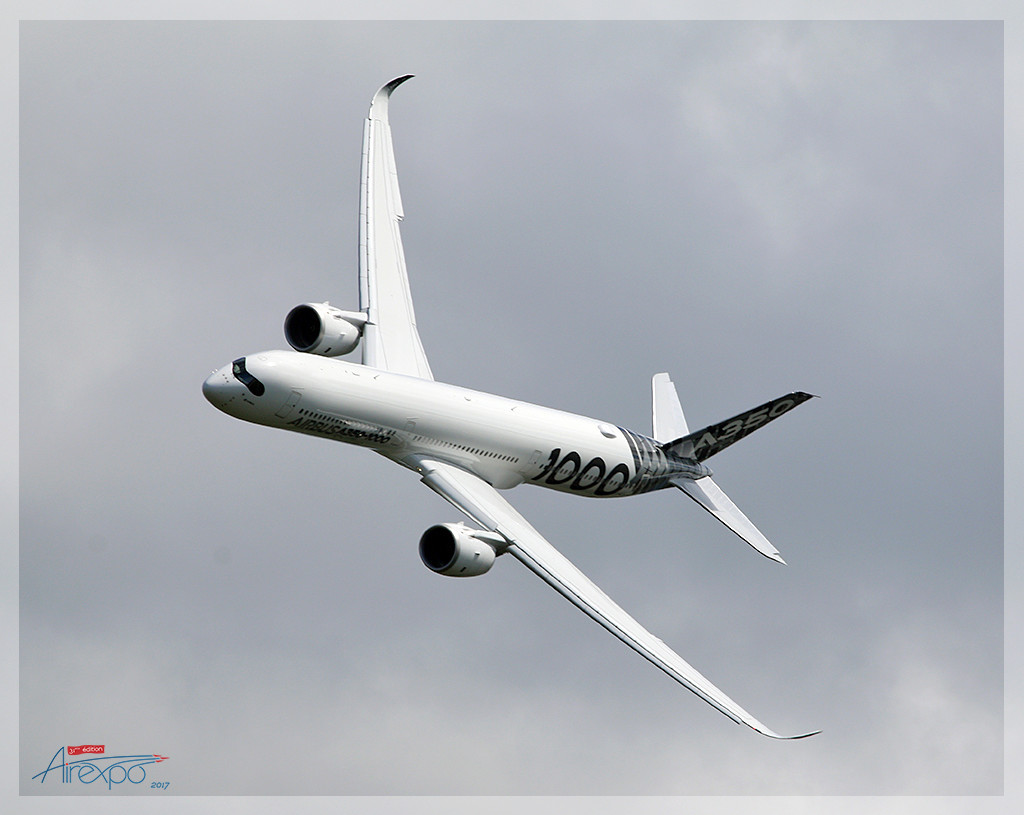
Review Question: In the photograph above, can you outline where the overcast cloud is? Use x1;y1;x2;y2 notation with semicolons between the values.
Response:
16;15;1009;809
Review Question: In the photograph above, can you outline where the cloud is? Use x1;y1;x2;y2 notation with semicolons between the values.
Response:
19;19;1003;800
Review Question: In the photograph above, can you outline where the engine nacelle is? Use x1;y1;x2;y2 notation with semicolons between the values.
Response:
419;523;499;578
284;302;366;357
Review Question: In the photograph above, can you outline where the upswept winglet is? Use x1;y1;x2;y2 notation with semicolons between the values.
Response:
405;454;818;740
358;75;434;380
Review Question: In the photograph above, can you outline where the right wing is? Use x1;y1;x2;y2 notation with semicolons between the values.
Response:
358;75;434;380
406;454;818;740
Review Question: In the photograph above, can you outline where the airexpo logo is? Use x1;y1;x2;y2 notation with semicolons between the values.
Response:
32;745;170;790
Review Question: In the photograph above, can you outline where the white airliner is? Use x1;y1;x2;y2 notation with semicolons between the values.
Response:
203;76;818;739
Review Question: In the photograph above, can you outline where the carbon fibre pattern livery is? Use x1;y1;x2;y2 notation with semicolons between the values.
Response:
664;392;816;462
618;427;711;494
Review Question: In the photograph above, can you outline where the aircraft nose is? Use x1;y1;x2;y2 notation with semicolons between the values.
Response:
202;366;234;409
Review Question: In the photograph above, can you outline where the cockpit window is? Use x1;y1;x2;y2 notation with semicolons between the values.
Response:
231;357;265;396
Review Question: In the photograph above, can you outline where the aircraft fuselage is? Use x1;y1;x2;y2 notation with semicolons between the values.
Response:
203;350;711;498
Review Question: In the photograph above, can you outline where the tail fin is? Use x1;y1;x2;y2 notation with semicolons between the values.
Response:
663;391;816;462
672;475;786;563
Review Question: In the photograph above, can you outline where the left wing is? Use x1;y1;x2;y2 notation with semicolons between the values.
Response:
405;455;818;739
358;75;433;380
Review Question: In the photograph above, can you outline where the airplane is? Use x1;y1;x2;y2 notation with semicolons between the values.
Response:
202;75;819;740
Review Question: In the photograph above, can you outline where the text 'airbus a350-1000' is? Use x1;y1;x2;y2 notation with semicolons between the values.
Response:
203;75;819;739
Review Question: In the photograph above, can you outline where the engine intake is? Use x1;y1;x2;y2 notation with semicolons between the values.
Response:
419;523;499;577
284;303;366;357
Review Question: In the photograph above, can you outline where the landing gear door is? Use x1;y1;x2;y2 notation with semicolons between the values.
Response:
275;390;303;419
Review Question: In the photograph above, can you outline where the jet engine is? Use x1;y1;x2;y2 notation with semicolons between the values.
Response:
284;302;366;357
419;523;500;577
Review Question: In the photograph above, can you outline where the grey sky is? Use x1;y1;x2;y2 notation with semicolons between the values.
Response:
16;14;1010;808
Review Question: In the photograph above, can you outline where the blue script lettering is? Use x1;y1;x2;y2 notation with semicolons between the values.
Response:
32;747;169;789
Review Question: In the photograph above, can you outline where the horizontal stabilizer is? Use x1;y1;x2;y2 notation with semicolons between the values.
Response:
652;372;689;441
664;392;815;462
672;476;785;564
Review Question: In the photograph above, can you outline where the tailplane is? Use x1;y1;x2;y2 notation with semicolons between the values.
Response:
671;475;785;563
652;372;689;441
651;374;816;563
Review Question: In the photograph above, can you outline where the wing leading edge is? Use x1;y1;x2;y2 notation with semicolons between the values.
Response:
358;75;433;380
405;454;818;740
